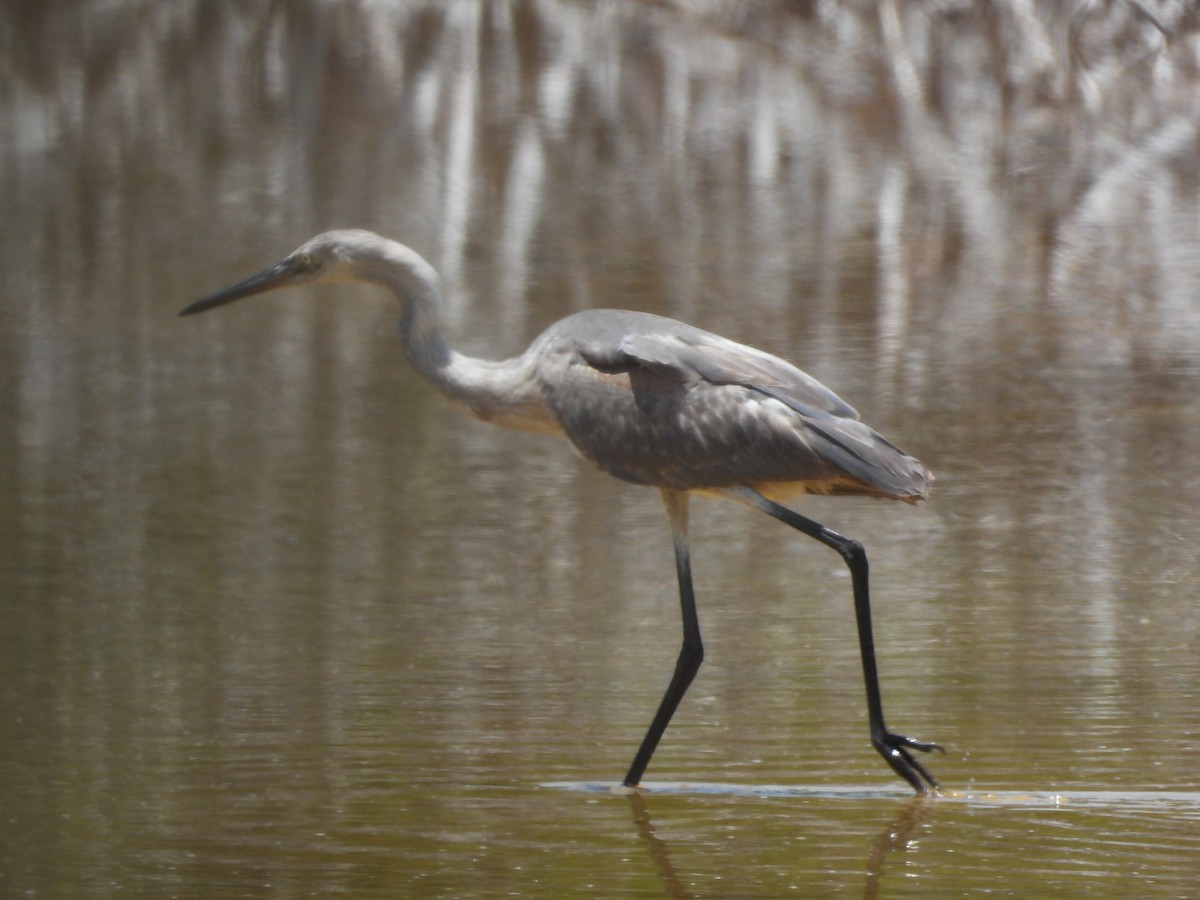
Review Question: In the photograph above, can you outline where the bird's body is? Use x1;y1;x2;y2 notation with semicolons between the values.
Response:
182;230;942;793
537;309;928;501
312;234;928;503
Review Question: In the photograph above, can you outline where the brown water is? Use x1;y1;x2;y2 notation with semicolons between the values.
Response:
4;1;1200;896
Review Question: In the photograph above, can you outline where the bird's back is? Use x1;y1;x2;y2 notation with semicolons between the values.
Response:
529;310;930;503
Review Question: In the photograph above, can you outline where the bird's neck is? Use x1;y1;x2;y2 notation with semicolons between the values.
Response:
389;269;560;435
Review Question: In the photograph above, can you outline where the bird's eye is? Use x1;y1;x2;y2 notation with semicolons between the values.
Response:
294;254;321;275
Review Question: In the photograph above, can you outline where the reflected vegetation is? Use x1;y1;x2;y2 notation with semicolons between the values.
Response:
4;0;1200;895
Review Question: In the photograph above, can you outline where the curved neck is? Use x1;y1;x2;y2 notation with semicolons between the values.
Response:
371;252;558;434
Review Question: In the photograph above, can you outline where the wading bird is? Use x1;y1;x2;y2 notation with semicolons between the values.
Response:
181;230;942;793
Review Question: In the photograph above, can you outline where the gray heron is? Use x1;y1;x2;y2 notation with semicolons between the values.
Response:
180;230;942;793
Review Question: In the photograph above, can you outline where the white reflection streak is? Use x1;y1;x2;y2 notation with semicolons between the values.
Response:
661;45;701;322
537;13;581;138
1049;115;1199;327
881;0;1006;338
879;0;922;110
1068;117;1197;241
745;71;791;317
1073;391;1120;685
876;163;909;406
1149;172;1200;355
400;40;445;245
811;117;851;376
358;1;405;87
748;76;779;187
438;5;481;327
1010;0;1059;83
589;21;621;128
499;122;546;327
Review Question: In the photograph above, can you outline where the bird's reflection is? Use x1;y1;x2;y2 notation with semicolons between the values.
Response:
625;789;936;900
627;790;695;900
861;796;936;899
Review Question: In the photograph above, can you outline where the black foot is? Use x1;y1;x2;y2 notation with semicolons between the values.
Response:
876;731;944;794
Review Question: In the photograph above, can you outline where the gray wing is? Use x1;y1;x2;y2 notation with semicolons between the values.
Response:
552;311;927;500
567;311;856;414
615;330;861;420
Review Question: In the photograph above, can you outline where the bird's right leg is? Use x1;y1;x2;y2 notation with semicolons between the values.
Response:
622;489;704;787
726;487;942;794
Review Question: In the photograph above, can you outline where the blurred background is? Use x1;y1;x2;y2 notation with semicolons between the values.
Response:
3;1;1199;895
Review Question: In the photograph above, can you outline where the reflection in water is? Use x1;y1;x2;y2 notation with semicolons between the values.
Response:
624;785;936;900
4;0;1200;896
860;797;936;900
627;791;695;900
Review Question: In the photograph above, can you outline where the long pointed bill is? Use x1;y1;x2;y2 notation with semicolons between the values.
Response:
179;258;300;317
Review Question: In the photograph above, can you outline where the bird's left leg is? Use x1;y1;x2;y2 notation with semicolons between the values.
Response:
726;487;943;794
622;489;704;787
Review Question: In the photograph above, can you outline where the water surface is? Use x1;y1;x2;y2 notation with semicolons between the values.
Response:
3;1;1200;895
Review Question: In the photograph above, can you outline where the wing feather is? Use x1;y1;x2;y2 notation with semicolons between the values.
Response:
547;310;928;500
613;330;859;419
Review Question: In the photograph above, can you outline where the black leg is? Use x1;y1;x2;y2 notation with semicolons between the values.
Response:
623;490;704;787
738;489;942;794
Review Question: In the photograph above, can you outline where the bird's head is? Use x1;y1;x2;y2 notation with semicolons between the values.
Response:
180;230;435;317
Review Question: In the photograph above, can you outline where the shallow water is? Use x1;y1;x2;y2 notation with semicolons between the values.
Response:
4;1;1200;896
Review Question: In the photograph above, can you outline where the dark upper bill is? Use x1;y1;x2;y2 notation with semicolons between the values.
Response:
178;258;298;317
